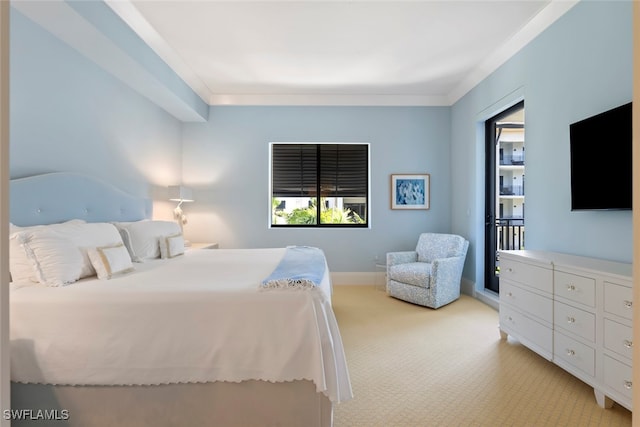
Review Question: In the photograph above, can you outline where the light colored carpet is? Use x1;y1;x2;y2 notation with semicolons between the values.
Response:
332;286;632;427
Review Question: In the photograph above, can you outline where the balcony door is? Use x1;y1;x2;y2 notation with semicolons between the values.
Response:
485;101;525;293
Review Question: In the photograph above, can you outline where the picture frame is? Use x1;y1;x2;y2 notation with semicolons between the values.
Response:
391;174;430;210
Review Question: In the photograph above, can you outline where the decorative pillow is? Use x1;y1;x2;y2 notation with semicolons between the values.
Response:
159;233;185;259
112;220;181;262
87;243;134;280
16;228;85;287
9;219;86;283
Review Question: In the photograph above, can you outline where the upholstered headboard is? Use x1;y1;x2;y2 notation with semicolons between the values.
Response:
10;172;153;226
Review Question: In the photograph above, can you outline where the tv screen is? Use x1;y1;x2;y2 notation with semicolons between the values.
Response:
569;102;632;211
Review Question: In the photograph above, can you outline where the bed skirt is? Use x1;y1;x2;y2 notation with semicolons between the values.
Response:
11;380;333;427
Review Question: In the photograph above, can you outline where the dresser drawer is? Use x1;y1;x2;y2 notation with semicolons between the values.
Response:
604;319;633;360
603;281;633;320
500;281;552;322
554;331;595;377
500;305;552;357
500;258;552;294
554;270;595;307
603;355;632;401
553;301;595;342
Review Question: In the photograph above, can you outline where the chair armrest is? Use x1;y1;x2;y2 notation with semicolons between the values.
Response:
386;251;418;267
430;255;466;287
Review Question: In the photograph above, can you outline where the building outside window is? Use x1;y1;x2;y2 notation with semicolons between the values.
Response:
496;121;525;251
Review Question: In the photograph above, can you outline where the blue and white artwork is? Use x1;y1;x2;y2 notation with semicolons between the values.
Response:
395;179;425;205
391;174;429;209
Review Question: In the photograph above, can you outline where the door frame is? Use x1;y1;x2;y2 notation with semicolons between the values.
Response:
484;100;524;293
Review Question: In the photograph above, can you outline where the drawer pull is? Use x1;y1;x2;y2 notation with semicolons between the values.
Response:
566;349;575;356
624;300;633;309
566;317;575;324
623;339;633;349
508;316;513;322
507;268;513;273
624;380;632;390
567;284;576;291
508;292;513;297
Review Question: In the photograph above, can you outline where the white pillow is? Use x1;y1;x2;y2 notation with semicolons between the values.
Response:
9;219;86;283
159;233;185;259
61;222;125;278
113;220;181;262
16;228;84;287
10;221;125;283
87;243;134;280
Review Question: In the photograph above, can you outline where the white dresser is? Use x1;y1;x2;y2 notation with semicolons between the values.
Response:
499;250;633;411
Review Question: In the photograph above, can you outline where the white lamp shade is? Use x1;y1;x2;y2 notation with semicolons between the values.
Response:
168;185;194;202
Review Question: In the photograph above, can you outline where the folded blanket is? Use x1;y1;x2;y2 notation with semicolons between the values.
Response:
261;246;326;290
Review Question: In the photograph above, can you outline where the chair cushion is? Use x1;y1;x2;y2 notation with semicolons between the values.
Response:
416;233;466;263
388;262;432;289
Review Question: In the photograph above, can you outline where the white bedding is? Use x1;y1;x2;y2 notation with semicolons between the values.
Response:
10;248;352;403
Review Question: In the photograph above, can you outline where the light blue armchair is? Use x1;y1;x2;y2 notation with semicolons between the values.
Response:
386;233;469;309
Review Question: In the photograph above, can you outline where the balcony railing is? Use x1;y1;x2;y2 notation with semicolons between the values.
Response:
500;185;524;196
500;154;525;166
497;218;525;250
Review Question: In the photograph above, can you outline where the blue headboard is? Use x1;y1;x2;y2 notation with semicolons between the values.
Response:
10;172;153;226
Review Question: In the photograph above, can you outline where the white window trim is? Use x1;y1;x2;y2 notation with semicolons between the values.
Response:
268;141;371;229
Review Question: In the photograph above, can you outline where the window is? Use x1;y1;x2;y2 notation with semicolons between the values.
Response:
270;143;369;227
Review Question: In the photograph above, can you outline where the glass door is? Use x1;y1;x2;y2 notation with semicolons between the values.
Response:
485;101;525;293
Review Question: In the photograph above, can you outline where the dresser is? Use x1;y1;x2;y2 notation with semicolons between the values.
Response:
499;250;633;411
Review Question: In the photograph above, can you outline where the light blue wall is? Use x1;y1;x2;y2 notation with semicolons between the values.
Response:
182;106;451;272
65;1;208;122
10;7;183;197
10;0;632;278
451;0;633;287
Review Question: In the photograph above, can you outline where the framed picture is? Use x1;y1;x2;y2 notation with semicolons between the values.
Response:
391;174;430;210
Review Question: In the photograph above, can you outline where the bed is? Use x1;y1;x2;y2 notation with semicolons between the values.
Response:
8;172;352;427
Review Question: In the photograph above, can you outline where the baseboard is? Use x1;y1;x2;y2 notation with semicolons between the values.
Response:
332;274;498;311
460;277;475;297
330;272;381;286
460;277;498;310
332;273;476;291
474;289;499;311
331;273;478;289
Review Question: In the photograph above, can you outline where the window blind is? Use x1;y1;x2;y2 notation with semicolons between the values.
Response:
272;143;368;198
319;144;368;197
271;144;317;197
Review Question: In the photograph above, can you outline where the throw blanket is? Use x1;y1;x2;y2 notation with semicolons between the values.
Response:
261;246;326;290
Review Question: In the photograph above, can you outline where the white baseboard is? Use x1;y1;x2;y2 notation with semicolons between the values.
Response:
332;272;475;291
474;288;499;311
331;274;497;311
460;277;475;297
331;271;384;286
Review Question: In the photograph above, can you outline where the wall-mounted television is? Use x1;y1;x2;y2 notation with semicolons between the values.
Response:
569;102;632;211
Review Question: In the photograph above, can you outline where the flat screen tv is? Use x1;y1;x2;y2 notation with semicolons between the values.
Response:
569;102;632;211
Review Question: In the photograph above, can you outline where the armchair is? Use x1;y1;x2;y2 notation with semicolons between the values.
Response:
386;233;469;309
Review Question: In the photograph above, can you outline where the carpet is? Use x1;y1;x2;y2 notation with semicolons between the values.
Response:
332;286;632;427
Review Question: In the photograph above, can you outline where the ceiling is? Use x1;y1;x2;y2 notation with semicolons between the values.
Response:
104;0;578;106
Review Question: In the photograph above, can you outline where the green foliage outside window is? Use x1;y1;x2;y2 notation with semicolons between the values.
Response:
272;198;364;225
286;206;318;224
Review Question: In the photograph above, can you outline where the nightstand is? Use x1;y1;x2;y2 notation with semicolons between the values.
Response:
187;242;219;250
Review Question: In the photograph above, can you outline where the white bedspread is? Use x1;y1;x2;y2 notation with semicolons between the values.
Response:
10;248;352;403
